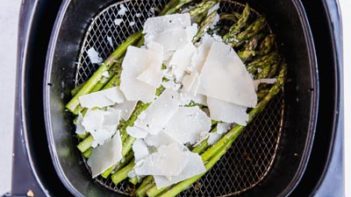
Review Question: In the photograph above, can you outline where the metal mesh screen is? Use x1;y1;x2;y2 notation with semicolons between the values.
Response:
75;0;285;196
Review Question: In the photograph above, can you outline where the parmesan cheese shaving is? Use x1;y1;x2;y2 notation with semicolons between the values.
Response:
197;41;257;107
162;106;211;145
112;101;137;120
82;108;122;147
134;143;189;176
207;97;248;125
132;139;150;161
153;151;206;188
78;87;125;109
74;113;85;135
134;89;180;135
87;132;122;178
120;46;163;102
87;47;103;64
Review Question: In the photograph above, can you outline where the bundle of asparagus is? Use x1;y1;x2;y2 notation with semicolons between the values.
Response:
66;0;286;196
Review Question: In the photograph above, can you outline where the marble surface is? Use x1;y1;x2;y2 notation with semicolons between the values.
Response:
0;0;349;196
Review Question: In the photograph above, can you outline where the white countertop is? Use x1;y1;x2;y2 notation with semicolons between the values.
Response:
0;0;21;194
0;0;349;195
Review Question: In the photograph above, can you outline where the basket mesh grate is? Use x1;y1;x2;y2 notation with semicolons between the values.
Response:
75;0;285;196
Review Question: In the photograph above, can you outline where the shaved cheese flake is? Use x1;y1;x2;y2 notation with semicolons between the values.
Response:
82;108;122;147
154;151;206;188
191;34;216;72
132;139;150;161
107;36;114;47
112;101;137;120
144;132;177;147
143;13;191;35
118;4;128;16
135;143;189;176
181;71;200;96
127;126;148;139
207;133;222;145
143;14;197;60
207;3;220;16
114;18;123;26
148;27;193;58
101;71;110;78
135;89;180;135
197;41;257;107
87;47;103;64
74;113;85;135
120;46;163;102
168;43;196;81
87;132;123;178
79;87;125;108
162;106;211;145
207;123;231;145
136;43;164;88
254;78;277;90
207;97;248;125
216;122;232;134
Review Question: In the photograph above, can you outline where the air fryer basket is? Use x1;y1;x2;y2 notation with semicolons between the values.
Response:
44;0;318;196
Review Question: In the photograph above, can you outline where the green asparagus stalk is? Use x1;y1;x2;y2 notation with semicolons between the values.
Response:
71;82;85;96
77;135;94;153
226;17;267;48
129;177;139;185
222;4;250;43
220;12;241;22
247;52;280;74
268;63;279;78
66;32;142;114
111;160;135;185
228;4;250;35
82;148;93;158
193;11;219;42
101;150;134;178
258;34;275;56
137;181;155;197
160;0;192;15
189;0;219;24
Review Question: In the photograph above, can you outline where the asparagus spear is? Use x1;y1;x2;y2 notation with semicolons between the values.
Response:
66;32;142;114
189;0;219;24
160;0;192;15
153;63;287;197
225;17;267;48
222;4;250;43
111;159;135;185
193;11;219;42
258;34;275;56
220;12;241;22
247;52;280;74
82;148;93;158
101;151;134;178
228;4;250;35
